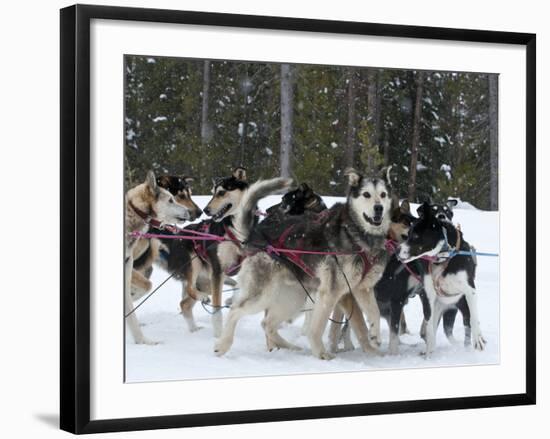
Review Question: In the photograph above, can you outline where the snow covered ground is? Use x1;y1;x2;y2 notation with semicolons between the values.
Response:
125;195;499;383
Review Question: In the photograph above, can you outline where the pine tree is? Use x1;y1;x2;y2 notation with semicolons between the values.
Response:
124;55;498;209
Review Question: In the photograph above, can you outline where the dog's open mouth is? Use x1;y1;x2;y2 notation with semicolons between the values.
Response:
363;213;382;226
212;203;232;221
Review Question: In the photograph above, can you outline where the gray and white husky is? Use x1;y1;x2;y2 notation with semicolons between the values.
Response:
214;168;393;359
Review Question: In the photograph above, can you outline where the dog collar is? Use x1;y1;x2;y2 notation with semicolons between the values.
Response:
435;225;462;262
129;200;164;229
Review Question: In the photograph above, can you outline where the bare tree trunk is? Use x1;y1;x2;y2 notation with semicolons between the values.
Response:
280;64;294;178
366;69;381;172
375;71;383;161
488;74;499;210
455;90;465;168
408;71;424;201
367;70;380;146
200;60;211;144
345;68;356;167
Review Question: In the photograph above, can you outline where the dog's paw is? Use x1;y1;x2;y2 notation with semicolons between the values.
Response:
388;341;400;356
366;347;382;357
189;325;204;333
319;351;336;360
369;336;382;348
473;333;487;351
446;335;460;346
136;336;159;346
359;339;380;355
342;341;355;352
312;349;335;360
214;339;231;356
419;349;434;359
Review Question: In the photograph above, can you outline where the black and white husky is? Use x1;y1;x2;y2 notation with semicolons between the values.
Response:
375;200;471;354
430;199;458;223
397;201;486;355
214;168;392;359
418;199;472;346
265;182;327;217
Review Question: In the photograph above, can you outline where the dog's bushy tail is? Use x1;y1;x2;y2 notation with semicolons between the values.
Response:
233;177;293;242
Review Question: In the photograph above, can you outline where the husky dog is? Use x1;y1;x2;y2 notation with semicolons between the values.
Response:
397;201;486;355
214;168;392;360
417;200;472;346
430;198;458;223
375;200;472;354
265;182;327;217
251;182;333;344
131;175;202;300
223;182;326;309
125;171;191;344
326;197;414;353
165;167;292;337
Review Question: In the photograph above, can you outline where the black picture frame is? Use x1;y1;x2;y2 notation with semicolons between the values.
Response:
60;4;536;434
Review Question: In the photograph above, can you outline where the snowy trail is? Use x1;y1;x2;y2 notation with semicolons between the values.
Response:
126;195;499;382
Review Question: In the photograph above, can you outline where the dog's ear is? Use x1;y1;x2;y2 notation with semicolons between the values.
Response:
156;175;171;190
232;167;247;181
344;167;362;187
400;199;411;214
146;171;159;196
446;198;458;209
182;176;194;188
299;182;313;197
416;201;431;218
418;193;432;205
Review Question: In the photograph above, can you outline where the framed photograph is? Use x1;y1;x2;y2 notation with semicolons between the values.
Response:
60;4;536;434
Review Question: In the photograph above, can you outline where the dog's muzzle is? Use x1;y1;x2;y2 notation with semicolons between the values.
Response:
364;204;384;226
209;203;232;221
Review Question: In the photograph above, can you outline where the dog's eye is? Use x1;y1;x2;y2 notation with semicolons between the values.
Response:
217;190;226;197
363;192;371;198
169;198;174;204
380;192;387;199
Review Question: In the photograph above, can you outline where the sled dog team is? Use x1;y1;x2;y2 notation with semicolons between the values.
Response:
125;167;486;359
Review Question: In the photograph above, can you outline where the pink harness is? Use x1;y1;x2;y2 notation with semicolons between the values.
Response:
265;224;375;280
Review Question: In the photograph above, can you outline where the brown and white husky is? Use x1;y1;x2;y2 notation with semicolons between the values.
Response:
125;171;191;344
